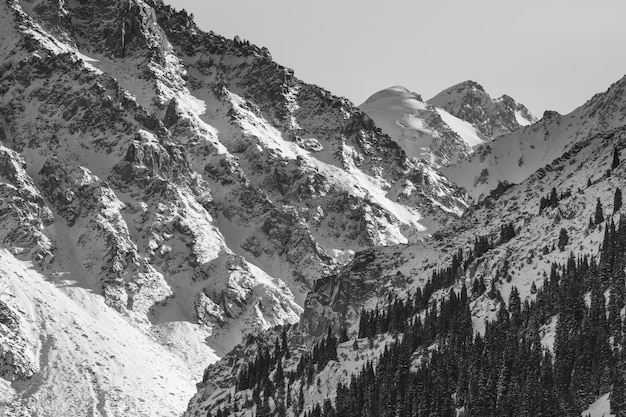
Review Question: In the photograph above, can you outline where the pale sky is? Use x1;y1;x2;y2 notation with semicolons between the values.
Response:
165;0;626;117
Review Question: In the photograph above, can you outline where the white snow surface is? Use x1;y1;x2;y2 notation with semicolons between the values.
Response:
581;393;614;417
0;249;216;417
515;110;533;126
435;107;485;147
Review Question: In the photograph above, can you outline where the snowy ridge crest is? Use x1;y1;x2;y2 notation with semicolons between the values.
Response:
443;75;626;199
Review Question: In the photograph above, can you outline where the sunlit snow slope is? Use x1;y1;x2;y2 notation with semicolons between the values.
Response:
360;86;487;167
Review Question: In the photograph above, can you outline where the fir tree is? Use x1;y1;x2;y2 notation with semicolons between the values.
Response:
612;146;620;169
612;354;626;417
615;188;623;213
549;187;559;208
500;222;516;243
595;198;605;224
558;228;569;251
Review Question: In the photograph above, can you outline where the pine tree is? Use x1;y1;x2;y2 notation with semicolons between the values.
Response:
549;187;559;208
615;188;623;213
500;222;516;242
595;198;605;224
558;228;569;251
612;355;626;417
338;327;349;343
508;286;521;327
613;146;620;169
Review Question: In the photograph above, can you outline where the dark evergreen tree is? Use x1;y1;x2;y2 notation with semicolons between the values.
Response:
500;222;516;243
558;228;569;251
613;146;621;169
615;188;622;213
549;187;559;208
612;354;626;417
596;198;605;224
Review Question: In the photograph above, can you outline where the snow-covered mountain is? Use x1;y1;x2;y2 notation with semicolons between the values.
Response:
0;0;469;415
428;80;537;138
359;82;536;168
187;116;626;417
360;86;487;167
2;0;626;416
442;76;626;199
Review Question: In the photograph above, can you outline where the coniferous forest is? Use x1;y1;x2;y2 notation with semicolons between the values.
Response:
217;218;626;417
304;219;626;417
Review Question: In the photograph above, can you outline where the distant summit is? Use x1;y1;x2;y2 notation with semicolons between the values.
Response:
428;80;537;137
360;85;487;167
442;74;626;199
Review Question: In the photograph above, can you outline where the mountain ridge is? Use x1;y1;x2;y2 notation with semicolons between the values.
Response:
442;74;626;199
428;79;537;138
359;85;487;167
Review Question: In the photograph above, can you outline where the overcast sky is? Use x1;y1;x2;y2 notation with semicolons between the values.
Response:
165;0;626;117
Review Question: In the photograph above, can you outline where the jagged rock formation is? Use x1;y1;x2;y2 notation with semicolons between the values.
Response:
428;80;537;138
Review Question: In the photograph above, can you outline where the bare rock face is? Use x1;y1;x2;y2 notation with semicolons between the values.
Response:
0;296;37;381
300;250;381;337
0;146;53;262
39;157;173;313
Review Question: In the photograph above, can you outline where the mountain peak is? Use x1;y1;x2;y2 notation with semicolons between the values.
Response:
360;86;487;167
361;85;424;106
428;81;537;137
452;79;486;93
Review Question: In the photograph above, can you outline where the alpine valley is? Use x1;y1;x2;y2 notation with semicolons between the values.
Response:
0;1;625;417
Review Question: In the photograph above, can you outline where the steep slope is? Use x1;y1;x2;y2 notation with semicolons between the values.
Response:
0;249;208;416
442;76;626;199
428;80;537;138
360;86;487;167
0;0;469;414
186;123;626;416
